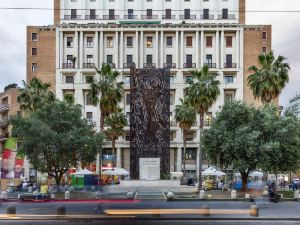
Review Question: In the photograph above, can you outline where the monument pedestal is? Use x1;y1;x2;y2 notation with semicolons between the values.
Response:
139;158;160;181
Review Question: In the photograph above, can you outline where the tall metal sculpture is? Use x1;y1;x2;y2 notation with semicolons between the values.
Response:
130;67;170;179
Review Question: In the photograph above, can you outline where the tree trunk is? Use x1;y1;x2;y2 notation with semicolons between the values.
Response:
241;172;248;192
183;129;187;180
98;110;104;186
198;113;204;191
112;137;116;167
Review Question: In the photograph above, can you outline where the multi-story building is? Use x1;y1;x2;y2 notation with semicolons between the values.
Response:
27;0;272;179
285;94;300;119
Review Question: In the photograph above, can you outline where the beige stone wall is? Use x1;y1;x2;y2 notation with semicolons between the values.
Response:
54;0;61;24
239;0;246;24
26;26;56;92
243;25;276;107
0;88;20;117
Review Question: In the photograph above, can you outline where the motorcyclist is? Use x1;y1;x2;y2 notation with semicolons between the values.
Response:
268;182;281;203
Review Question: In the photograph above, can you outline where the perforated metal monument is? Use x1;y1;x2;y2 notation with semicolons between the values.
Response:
130;67;170;180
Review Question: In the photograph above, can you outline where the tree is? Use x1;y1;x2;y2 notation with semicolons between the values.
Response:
105;109;127;167
4;83;18;91
202;102;300;191
185;65;220;190
11;101;105;185
248;51;290;104
175;98;196;179
17;78;55;112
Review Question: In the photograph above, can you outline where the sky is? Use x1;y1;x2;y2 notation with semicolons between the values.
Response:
0;0;299;106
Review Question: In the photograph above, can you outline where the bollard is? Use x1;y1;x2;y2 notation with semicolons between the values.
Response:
6;205;16;217
65;191;70;200
1;191;8;201
199;190;205;199
231;190;237;199
250;205;259;217
294;190;299;201
57;205;66;216
166;192;175;201
28;186;33;193
201;205;210;217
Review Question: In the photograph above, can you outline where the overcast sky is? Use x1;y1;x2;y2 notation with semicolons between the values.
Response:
0;0;299;106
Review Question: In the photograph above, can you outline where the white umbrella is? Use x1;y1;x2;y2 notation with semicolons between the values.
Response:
249;171;263;177
103;168;129;176
202;167;225;176
73;168;93;175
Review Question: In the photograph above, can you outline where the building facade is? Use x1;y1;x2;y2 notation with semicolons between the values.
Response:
285;95;300;119
27;0;272;178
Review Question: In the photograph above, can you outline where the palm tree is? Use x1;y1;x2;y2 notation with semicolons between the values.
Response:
105;109;127;167
248;51;290;104
89;64;124;131
17;77;55;112
175;98;196;180
185;65;220;190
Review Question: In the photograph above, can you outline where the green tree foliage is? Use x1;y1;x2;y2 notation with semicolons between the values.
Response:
248;51;290;104
4;83;18;91
203;102;300;191
17;78;55;112
11;101;105;185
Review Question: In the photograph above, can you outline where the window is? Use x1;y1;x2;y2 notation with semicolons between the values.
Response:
107;37;113;47
66;76;74;84
184;9;190;19
86;112;93;121
166;36;173;47
109;9;115;20
146;37;153;47
128;9;134;19
126;94;131;105
183;148;196;160
226;54;232;66
32;33;37;41
262;32;267;40
186;55;193;64
87;55;93;63
206;36;212;47
146;55;153;64
127;36;133;47
165;9;172;19
222;9;228;19
86;76;94;83
203;9;209;19
90;9;96;19
146;9;152;17
205;112;212;126
87;37;93;48
32;48;37;56
67;55;73;64
170;93;174;105
262;47;267;53
67;37;74;48
32;63;37;72
226;36;232;47
71;9;77;19
126;55;133;64
225;91;235;102
206;54;212;64
107;55;113;64
86;94;93;105
166;55;173;64
186;36;193;47
224;76;234;84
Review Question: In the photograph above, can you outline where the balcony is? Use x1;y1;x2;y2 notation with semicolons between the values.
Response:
143;63;156;69
83;63;95;69
141;15;159;20
162;15;176;19
124;15;137;19
64;15;81;20
87;119;96;127
104;63;116;69
0;104;10;113
224;63;237;69
180;15;197;20
218;14;236;20
103;15;120;20
183;63;196;68
85;15;99;20
163;63;176;69
62;63;75;69
0;119;9;128
123;63;136;69
204;63;217;68
200;14;215;20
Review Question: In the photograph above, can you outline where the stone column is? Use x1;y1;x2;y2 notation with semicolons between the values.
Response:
220;30;225;69
175;31;179;68
116;148;122;168
196;147;200;179
79;31;84;69
140;31;144;68
180;31;184;68
200;30;204;67
216;30;220;68
115;31;119;68
236;30;240;68
94;31;99;68
120;31;124;69
135;31;139;68
196;31;199;68
59;30;64;68
160;30;164;68
99;31;104;67
176;147;182;172
155;30;159;67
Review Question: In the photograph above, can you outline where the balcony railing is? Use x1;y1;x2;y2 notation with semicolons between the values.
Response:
103;15;120;20
85;15;99;20
124;15;137;19
218;14;236;20
162;15;176;19
180;15;197;20
204;63;217;68
141;15;159;20
83;63;95;69
104;63;116;68
200;14;215;20
183;63;196;68
143;63;156;68
62;63;75;69
87;119;96;127
0;119;9;128
163;63;176;69
224;63;237;69
64;15;81;20
0;104;10;113
123;63;136;69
